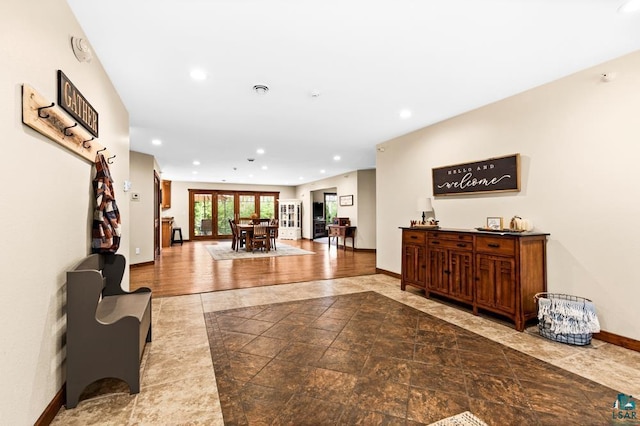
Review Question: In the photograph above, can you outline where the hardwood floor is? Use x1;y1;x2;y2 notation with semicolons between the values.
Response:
130;239;377;298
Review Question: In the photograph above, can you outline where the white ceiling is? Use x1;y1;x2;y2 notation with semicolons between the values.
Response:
66;0;640;186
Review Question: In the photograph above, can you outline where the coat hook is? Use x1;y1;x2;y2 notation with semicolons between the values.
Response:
82;137;94;149
107;155;116;164
37;102;55;118
97;147;107;154
63;123;78;136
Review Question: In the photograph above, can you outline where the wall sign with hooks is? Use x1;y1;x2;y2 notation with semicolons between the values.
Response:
22;84;112;163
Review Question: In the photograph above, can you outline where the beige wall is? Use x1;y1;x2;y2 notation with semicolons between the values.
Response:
129;151;156;264
356;169;377;249
376;51;640;340
0;0;130;422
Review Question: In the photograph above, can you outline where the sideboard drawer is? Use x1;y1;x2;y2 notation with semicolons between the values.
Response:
476;236;516;256
429;232;474;242
403;230;426;244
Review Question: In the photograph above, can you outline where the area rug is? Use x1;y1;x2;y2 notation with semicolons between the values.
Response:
204;291;620;425
206;241;314;260
429;411;487;426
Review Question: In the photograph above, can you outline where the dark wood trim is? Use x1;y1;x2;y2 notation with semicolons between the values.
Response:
594;330;640;352
130;260;155;268
355;248;376;253
35;386;64;426
376;268;401;280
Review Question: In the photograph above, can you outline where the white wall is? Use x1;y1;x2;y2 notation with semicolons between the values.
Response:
0;0;130;423
129;151;156;264
162;181;296;239
376;51;640;340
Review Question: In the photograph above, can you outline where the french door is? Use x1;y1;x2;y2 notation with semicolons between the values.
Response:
189;190;278;240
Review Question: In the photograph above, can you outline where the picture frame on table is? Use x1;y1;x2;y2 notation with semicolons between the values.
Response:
339;195;353;206
486;217;503;230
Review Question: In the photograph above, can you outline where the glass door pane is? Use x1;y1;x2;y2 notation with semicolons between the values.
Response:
193;193;213;236
260;195;275;219
216;193;235;237
238;195;255;219
325;193;337;225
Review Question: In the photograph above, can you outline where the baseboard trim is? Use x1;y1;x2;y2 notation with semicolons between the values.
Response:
594;330;640;352
35;386;64;426
130;260;155;268
376;268;401;280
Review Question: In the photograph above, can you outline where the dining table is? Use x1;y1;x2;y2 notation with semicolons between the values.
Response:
236;223;278;252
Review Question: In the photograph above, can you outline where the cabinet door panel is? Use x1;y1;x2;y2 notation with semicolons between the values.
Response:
475;255;495;308
427;247;448;293
494;257;516;314
402;244;426;288
449;250;474;301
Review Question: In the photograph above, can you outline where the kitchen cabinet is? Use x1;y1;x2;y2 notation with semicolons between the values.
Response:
400;228;549;331
161;180;171;209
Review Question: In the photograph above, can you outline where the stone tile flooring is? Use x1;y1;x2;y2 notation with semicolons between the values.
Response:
52;274;640;425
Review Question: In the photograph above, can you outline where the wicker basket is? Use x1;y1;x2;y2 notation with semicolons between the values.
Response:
534;292;593;346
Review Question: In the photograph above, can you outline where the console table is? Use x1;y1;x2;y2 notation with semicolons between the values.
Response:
400;227;549;331
328;225;356;251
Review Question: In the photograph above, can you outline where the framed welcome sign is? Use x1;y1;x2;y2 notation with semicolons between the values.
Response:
432;154;520;196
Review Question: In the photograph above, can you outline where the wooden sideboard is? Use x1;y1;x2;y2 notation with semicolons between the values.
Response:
400;227;549;331
328;225;356;251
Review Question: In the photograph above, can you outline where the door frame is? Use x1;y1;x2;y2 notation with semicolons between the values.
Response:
188;189;280;240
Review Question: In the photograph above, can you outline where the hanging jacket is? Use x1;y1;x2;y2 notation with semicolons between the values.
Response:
91;153;121;253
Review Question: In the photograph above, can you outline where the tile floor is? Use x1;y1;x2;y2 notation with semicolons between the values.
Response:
52;274;640;425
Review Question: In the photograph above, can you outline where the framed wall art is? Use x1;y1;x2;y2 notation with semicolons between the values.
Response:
339;195;353;206
432;154;520;196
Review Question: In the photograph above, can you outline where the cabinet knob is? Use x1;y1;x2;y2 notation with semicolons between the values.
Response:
488;243;500;248
431;241;440;245
410;236;417;239
457;243;467;248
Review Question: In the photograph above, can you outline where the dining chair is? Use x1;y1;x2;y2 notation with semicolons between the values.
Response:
250;225;269;252
269;219;279;250
229;220;245;252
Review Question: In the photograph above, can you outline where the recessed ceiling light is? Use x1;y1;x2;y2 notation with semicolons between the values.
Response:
320;169;326;174
619;0;640;13
193;160;200;166
192;171;198;174
261;165;268;170
299;176;304;180
190;69;207;81
249;174;254;178
333;155;341;161
256;148;265;154
152;139;162;146
399;109;412;119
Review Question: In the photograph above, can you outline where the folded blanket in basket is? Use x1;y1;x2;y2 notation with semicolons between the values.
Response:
538;297;600;334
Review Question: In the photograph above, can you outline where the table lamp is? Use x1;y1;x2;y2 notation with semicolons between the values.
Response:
417;197;433;224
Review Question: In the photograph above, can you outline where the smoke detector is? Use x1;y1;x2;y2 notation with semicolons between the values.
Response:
71;36;92;63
